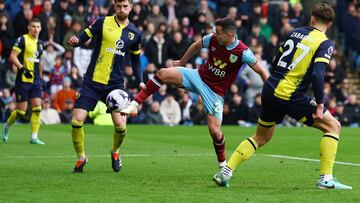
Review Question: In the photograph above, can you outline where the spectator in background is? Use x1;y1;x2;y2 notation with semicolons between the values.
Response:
180;16;194;41
0;0;11;21
55;0;69;30
168;31;188;60
180;92;193;125
325;58;345;91
50;55;65;95
249;23;267;48
227;6;237;19
5;64;16;90
326;96;337;116
143;22;155;43
264;33;279;64
248;93;262;125
0;13;14;58
72;3;87;28
222;103;236;125
153;84;167;104
144;101;163;125
53;77;77;112
334;102;351;126
289;2;306;28
40;97;61;124
143;63;156;83
59;99;73;123
196;0;214;24
194;48;208;69
145;29;168;68
259;17;272;42
69;66;82;91
344;94;360;127
42;40;65;91
86;5;100;25
146;4;166;30
13;0;32;38
335;79;354;103
129;3;146;28
63;20;83;51
88;101;113;126
38;0;59;41
73;40;93;76
229;93;249;127
190;96;207;125
0;87;13;122
193;12;208;36
161;0;178;25
160;94;181;126
235;18;248;44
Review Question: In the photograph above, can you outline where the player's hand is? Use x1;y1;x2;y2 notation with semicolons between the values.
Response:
173;60;185;67
312;104;324;121
139;82;145;89
19;67;33;79
68;36;79;46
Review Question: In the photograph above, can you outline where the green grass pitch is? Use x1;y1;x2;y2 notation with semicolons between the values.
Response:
0;125;359;202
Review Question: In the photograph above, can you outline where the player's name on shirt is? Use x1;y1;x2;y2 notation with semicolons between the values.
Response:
290;32;310;40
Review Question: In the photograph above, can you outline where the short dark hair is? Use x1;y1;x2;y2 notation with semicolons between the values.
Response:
29;17;41;25
215;17;237;34
115;0;133;4
311;3;335;24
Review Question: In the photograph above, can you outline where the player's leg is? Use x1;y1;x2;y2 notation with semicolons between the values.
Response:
121;67;183;116
312;111;352;189
213;124;276;187
2;101;27;142
29;97;44;144
2;82;29;142
71;108;88;173
110;112;127;172
207;115;226;168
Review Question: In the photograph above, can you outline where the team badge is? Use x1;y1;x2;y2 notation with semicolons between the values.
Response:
211;47;216;52
229;54;238;63
128;32;134;40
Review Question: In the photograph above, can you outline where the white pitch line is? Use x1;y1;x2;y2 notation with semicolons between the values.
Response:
265;154;360;167
1;153;359;167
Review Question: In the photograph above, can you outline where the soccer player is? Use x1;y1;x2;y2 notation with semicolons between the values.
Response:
68;0;143;173
121;17;269;169
213;3;352;189
1;18;45;145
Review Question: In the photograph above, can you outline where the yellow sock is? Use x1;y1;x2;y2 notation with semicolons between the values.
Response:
7;109;26;126
320;133;339;175
112;127;127;153
71;120;85;158
30;106;41;134
227;137;258;170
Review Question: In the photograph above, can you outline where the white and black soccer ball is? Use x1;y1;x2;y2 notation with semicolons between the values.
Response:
106;89;130;112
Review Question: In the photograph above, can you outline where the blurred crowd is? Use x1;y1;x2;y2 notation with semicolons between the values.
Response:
0;0;359;127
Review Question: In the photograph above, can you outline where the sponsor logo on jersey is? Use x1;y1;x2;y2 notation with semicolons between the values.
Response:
106;39;125;56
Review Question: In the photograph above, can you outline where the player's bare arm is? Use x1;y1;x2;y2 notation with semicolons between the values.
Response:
174;39;202;67
9;49;23;70
250;61;269;81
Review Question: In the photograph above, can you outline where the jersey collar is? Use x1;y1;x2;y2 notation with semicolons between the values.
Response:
226;35;239;51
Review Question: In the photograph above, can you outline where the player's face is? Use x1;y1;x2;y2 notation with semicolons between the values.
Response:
114;0;132;21
215;26;230;46
28;22;41;38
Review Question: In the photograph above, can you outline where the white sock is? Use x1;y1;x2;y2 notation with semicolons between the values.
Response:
319;174;333;182
31;133;38;140
218;160;227;169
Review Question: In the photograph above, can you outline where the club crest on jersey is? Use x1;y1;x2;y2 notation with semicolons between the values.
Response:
128;32;134;40
211;47;216;52
229;54;238;63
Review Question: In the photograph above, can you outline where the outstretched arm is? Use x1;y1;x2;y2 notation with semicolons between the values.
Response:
251;61;269;81
174;39;202;67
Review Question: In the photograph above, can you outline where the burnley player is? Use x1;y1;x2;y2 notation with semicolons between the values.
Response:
213;3;352;189
121;17;269;169
68;0;144;173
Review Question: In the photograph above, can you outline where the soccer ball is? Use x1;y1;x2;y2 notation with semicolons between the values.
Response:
106;89;130;112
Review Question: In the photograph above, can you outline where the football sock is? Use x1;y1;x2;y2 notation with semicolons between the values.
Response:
227;137;258;170
319;174;333;182
134;75;163;104
213;134;226;163
319;133;339;176
112;127;127;153
30;106;41;138
7;109;26;126
71;120;85;159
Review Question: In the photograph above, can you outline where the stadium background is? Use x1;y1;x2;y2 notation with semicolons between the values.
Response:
0;0;359;126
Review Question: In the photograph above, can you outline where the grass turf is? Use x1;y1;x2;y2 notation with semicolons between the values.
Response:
0;124;359;202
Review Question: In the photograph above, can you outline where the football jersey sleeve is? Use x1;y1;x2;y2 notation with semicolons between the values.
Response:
13;36;25;53
242;48;257;66
202;33;214;48
130;33;142;55
84;17;104;38
314;39;334;64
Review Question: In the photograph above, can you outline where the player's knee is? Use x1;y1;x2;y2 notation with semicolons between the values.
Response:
156;69;168;82
114;126;127;134
331;119;341;134
323;118;341;135
253;133;272;147
208;126;221;138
